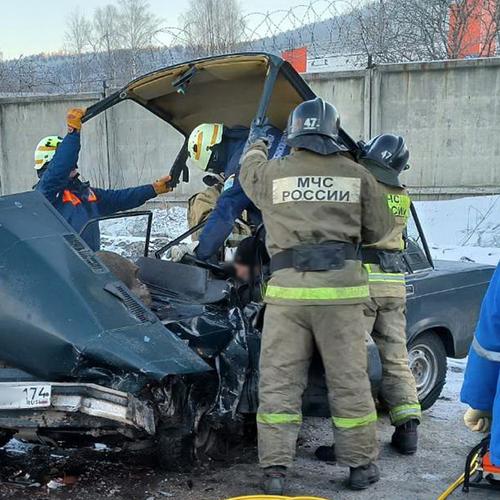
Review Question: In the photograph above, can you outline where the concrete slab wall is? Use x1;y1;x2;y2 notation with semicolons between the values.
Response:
370;59;500;198
1;57;500;201
0;94;206;203
307;70;367;141
0;94;101;195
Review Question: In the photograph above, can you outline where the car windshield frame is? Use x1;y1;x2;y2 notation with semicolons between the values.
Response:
79;210;154;257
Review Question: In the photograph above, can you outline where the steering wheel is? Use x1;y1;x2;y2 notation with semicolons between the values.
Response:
181;253;227;275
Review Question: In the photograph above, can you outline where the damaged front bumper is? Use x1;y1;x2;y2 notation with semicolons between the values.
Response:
0;382;156;436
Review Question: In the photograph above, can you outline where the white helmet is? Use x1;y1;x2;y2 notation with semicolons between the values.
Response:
34;136;63;170
186;123;224;172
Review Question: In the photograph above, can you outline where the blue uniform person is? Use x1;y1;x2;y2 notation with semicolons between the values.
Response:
34;108;172;251
461;263;500;464
171;123;288;262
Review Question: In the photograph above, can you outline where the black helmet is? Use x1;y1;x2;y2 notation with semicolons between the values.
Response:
286;97;348;155
359;134;409;187
234;236;270;268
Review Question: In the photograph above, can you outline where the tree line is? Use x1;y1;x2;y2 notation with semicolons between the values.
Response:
0;0;498;95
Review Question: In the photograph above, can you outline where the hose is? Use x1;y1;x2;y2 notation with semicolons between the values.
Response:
227;497;330;500
437;453;480;500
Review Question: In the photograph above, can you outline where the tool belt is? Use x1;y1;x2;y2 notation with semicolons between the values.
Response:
362;248;406;273
271;242;360;273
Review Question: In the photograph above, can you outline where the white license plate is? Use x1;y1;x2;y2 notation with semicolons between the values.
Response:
0;384;52;409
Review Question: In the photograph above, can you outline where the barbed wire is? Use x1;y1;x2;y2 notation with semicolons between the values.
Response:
1;0;498;95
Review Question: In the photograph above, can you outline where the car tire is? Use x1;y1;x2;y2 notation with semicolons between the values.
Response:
407;331;447;411
156;426;194;472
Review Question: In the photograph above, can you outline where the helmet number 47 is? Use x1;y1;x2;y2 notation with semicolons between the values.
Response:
303;117;319;130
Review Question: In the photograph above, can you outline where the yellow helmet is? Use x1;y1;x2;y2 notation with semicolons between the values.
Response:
186;123;224;172
34;136;63;170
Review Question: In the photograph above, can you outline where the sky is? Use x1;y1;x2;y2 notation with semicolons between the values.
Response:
0;0;299;59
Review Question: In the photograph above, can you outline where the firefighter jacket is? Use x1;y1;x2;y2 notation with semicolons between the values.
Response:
362;178;411;299
239;141;394;306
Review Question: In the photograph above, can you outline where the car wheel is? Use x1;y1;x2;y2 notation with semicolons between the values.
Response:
156;426;195;471
408;331;447;411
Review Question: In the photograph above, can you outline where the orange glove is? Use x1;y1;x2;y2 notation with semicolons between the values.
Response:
153;175;173;195
67;108;86;132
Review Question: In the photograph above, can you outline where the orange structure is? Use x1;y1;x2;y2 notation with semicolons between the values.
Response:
448;0;497;58
281;47;308;73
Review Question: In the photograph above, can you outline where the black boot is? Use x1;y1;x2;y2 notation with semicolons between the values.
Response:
315;444;336;462
391;418;419;455
348;462;380;490
262;466;287;495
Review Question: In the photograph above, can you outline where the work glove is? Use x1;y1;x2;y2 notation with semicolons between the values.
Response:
247;119;273;146
464;408;492;433
168;241;198;262
67;108;86;132
153;175;173;195
241;119;273;159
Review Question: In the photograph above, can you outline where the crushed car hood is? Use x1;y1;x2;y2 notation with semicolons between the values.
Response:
0;192;210;389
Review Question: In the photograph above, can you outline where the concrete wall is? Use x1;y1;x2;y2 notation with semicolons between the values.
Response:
307;71;367;141
0;94;203;204
306;58;500;199
372;59;500;198
1;57;500;202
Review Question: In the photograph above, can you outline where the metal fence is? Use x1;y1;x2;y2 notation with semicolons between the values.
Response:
2;0;499;94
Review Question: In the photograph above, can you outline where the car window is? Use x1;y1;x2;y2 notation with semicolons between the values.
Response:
80;212;152;259
405;210;433;273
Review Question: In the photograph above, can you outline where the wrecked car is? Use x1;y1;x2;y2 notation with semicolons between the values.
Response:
0;53;495;466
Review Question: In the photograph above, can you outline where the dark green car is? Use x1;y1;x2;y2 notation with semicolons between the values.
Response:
0;53;494;467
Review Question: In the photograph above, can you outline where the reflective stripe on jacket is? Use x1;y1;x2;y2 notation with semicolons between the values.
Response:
240;141;394;306
361;180;410;299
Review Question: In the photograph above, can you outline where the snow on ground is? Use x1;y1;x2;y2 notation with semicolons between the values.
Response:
413;195;500;266
99;195;500;266
0;197;497;498
3;362;494;499
99;207;189;259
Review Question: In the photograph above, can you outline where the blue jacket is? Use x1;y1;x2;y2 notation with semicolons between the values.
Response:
36;132;156;251
461;263;500;465
195;127;289;260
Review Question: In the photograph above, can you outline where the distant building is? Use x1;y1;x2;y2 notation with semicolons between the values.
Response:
282;47;365;73
448;0;497;58
306;52;366;73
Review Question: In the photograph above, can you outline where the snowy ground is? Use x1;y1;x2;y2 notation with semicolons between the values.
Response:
99;206;189;259
0;195;498;499
1;361;496;499
413;195;500;266
98;194;500;267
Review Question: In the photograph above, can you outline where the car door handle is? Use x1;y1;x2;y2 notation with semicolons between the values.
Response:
406;284;415;296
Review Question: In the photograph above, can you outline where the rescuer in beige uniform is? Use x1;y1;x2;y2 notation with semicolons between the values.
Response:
240;98;393;493
187;185;252;244
316;134;421;464
359;134;421;452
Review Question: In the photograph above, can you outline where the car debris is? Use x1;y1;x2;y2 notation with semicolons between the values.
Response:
0;52;494;474
46;478;65;490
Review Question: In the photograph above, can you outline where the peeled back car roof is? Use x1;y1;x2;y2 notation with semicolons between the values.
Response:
83;53;314;136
